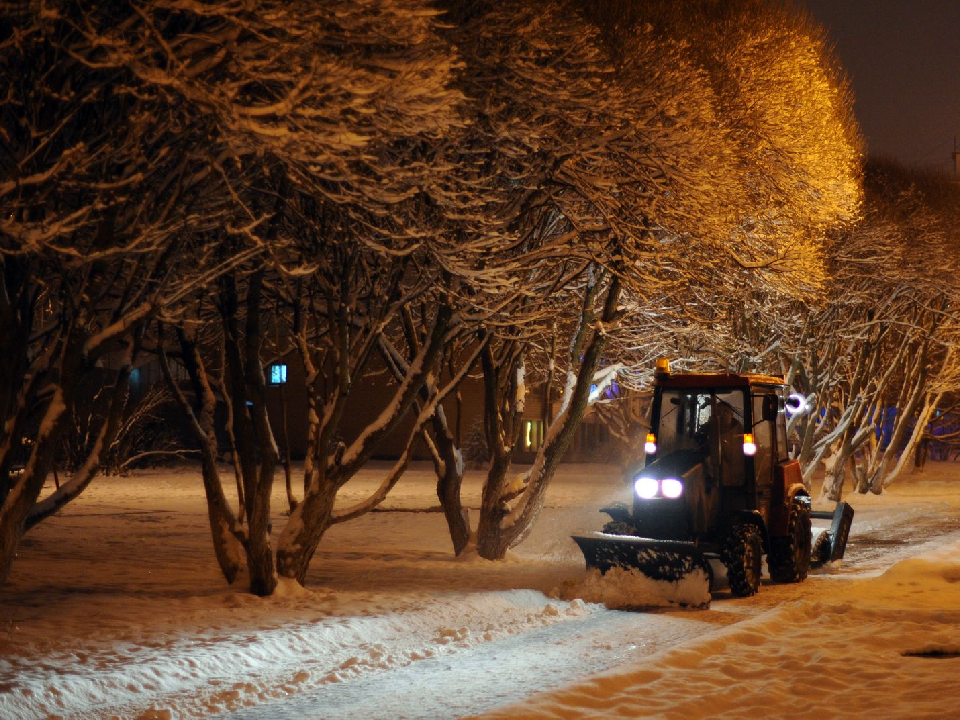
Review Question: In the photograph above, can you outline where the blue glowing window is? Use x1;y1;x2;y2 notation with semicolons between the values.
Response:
270;364;287;384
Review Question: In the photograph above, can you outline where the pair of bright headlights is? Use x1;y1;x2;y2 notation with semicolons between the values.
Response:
634;476;683;499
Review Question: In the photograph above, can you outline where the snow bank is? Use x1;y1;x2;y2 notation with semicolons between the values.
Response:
0;584;594;720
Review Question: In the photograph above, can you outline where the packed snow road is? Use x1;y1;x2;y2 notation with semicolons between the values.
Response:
214;606;723;720
214;525;960;720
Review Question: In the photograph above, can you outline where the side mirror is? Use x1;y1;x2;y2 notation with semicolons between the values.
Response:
762;395;779;422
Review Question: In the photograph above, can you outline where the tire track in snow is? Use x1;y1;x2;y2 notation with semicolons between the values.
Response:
215;608;721;720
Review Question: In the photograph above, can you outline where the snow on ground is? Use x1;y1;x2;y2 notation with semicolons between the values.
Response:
567;566;711;610
1;461;960;719
478;541;960;720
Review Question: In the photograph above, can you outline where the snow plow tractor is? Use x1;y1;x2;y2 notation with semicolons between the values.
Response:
573;361;854;597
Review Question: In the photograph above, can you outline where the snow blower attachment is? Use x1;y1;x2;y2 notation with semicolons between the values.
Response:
573;362;854;597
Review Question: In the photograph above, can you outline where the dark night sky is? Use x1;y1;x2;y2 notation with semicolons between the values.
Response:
802;0;960;172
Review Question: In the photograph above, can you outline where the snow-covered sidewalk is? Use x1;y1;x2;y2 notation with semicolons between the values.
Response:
2;462;960;719
0;463;627;719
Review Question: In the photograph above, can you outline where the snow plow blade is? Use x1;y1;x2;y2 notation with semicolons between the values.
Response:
572;532;712;583
811;501;855;564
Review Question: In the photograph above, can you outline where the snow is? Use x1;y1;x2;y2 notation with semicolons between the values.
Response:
484;551;960;720
3;462;960;719
563;567;712;610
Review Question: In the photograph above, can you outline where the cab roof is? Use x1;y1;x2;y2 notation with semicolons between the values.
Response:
655;371;786;391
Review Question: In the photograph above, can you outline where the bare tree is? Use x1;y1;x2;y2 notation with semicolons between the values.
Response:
149;0;473;593
765;161;960;500
404;0;747;560
0;1;269;584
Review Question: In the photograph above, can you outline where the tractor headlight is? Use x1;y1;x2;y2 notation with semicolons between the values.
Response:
634;476;683;499
634;476;659;499
743;433;757;456
644;433;657;455
660;478;683;498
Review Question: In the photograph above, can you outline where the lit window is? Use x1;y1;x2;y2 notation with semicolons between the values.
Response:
524;420;544;451
270;364;287;384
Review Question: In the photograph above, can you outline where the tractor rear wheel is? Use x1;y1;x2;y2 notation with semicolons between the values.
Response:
769;497;812;582
722;523;763;597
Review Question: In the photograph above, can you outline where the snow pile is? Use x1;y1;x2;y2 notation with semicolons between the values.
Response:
557;567;711;610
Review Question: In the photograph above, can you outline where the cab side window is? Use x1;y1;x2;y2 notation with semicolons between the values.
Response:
751;395;774;486
777;400;789;461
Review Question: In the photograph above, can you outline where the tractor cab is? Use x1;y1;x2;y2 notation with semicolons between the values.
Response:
573;360;854;598
637;370;789;543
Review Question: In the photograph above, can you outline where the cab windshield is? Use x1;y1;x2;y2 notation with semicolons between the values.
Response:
654;388;745;461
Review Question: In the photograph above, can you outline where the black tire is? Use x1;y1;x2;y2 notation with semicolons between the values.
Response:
810;531;831;568
722;522;763;597
769;497;812;583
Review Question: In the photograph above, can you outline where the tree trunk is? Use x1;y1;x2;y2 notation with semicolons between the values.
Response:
915;436;928;470
0;323;89;585
820;446;849;501
197;451;245;585
476;275;622;560
422;396;470;555
220;271;278;596
435;436;471;556
0;386;70;584
244;470;277;597
161;329;246;585
279;379;297;512
276;484;337;584
474;335;524;560
475;452;513;560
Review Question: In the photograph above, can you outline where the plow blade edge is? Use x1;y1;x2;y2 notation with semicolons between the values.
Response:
572;532;712;583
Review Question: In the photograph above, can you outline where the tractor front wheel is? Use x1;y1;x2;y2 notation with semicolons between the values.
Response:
769;497;812;582
723;523;763;597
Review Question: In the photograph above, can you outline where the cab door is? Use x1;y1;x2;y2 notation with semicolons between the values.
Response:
750;393;777;521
